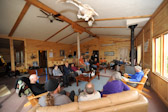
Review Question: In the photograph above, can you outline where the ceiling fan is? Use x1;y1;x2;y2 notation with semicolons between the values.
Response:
37;9;64;23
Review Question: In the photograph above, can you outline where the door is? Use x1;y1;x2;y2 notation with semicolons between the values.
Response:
39;50;47;68
93;50;99;62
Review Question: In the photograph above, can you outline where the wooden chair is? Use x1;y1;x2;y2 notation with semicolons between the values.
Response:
24;92;47;107
121;68;151;98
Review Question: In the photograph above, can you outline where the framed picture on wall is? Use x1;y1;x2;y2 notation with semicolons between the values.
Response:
60;50;65;56
104;51;114;56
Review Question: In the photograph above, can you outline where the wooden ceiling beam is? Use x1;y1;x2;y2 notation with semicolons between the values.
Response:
77;15;151;22
8;2;31;36
44;24;70;41
25;0;96;37
56;32;76;43
85;26;143;28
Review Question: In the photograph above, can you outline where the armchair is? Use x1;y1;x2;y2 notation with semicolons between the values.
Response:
15;77;47;107
121;68;151;98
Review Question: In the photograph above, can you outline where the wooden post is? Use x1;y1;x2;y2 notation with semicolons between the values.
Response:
10;39;15;71
77;33;80;65
24;39;28;69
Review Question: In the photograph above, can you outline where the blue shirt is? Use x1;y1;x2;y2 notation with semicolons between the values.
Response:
102;80;130;95
128;71;144;82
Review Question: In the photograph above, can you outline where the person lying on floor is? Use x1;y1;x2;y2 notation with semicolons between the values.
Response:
39;79;75;107
123;66;144;87
78;82;101;102
29;74;47;95
101;71;130;96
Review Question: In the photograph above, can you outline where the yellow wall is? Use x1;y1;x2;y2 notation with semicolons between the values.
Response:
73;36;130;63
135;0;168;107
25;39;74;67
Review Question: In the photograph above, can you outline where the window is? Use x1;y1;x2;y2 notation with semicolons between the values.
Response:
137;45;142;65
164;33;168;77
155;37;161;73
153;32;168;78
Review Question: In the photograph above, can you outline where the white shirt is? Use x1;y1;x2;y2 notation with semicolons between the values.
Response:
78;91;101;102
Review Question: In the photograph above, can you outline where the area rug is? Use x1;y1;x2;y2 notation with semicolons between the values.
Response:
0;85;11;97
99;69;114;77
64;76;109;95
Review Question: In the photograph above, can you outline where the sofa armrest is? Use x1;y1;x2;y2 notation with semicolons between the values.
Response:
121;79;144;85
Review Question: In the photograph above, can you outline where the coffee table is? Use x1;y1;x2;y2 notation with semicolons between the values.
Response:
75;71;100;86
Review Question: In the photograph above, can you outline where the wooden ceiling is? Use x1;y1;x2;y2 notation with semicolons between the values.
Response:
0;0;163;44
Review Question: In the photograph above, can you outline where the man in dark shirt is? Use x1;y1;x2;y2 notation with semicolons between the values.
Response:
63;62;76;87
29;74;46;95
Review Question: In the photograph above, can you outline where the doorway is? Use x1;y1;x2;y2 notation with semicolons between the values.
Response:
39;50;47;68
93;50;99;62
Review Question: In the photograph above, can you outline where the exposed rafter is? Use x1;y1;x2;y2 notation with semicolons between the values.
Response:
85;26;143;28
25;0;96;37
8;2;31;36
56;32;76;43
45;24;70;41
77;15;152;22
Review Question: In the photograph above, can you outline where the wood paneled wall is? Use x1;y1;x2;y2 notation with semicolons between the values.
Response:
0;48;10;63
72;36;130;62
25;39;73;68
135;0;168;107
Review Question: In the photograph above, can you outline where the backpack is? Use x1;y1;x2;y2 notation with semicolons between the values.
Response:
15;77;32;97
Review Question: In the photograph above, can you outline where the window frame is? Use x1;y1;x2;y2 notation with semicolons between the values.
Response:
153;31;168;79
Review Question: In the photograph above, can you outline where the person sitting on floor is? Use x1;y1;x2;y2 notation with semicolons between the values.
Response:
78;82;101;102
71;63;82;76
123;66;144;87
39;79;75;106
53;65;63;76
101;71;130;96
29;74;47;95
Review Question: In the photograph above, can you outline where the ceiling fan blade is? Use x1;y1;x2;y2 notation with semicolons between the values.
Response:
53;14;61;17
54;18;64;22
37;16;48;18
40;9;49;16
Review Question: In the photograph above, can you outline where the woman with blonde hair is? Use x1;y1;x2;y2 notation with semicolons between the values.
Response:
39;79;74;106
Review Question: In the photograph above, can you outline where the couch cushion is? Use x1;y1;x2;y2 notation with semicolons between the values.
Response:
36;102;78;112
78;97;111;111
86;94;148;112
107;90;139;105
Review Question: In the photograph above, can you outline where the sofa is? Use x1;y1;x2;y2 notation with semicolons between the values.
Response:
28;90;148;112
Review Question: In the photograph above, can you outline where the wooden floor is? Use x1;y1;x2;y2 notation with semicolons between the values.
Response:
0;74;168;112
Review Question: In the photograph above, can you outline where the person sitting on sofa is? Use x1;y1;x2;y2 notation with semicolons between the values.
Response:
91;58;99;70
39;79;75;106
63;62;77;87
53;65;63;76
78;82;101;102
101;71;130;96
84;58;90;71
123;65;144;87
29;74;47;95
71;63;82;76
79;55;86;72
